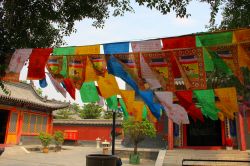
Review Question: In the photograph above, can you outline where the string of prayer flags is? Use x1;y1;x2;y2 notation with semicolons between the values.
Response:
80;82;100;103
97;73;120;99
4;49;32;82
131;40;162;52
103;42;129;54
142;52;175;91
196;31;233;47
155;91;189;125
106;95;118;110
194;89;220;120
119;98;129;120
46;56;64;82
162;35;196;50
107;56;139;91
63;78;76;99
175;90;204;122
138;90;162;119
27;48;52;80
39;78;48;88
75;45;100;55
132;101;144;121
214;87;239;120
47;73;66;97
84;56;98;82
67;56;86;89
52;47;75;56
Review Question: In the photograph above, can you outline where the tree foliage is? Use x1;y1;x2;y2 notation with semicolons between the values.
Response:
104;110;123;119
122;118;156;154
54;108;76;119
80;103;103;119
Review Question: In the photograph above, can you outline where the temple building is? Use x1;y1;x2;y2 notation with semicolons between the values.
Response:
0;82;68;145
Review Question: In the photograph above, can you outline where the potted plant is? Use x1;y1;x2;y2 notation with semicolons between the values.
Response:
225;137;233;150
122;118;156;164
53;131;64;152
38;132;52;153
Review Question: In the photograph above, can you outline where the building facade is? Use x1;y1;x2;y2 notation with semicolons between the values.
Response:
0;82;68;145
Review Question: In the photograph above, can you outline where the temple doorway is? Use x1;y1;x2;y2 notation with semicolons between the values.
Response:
0;110;9;144
187;117;222;146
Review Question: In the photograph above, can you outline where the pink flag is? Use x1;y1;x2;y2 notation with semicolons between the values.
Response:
155;91;189;125
140;55;161;89
47;73;66;97
131;40;162;52
7;49;32;73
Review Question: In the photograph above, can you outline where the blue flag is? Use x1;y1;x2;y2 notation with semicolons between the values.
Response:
103;42;129;54
138;90;162;120
107;56;139;91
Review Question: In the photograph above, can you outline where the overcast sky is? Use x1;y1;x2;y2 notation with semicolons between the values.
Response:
21;1;222;105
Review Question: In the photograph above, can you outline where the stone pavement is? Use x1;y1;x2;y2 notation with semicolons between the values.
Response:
0;145;155;166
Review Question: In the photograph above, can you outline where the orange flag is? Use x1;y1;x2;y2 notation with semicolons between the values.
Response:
97;74;120;99
120;90;135;115
84;56;98;82
132;101;144;121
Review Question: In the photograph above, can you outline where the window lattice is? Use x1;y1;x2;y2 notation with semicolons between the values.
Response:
36;116;42;133
42;117;47;132
22;113;30;133
30;114;36;133
9;112;18;133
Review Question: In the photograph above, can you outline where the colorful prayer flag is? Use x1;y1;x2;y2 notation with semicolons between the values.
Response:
103;42;129;54
75;45;100;55
80;82;100;103
131;40;162;52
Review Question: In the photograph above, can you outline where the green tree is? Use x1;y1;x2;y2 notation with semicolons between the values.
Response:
122;118;156;155
80;103;103;119
70;103;81;113
54;108;75;119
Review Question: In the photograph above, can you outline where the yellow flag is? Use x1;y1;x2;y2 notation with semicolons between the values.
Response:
146;106;157;123
85;56;98;82
132;101;144;121
214;87;239;120
217;112;225;121
233;29;250;43
97;74;120;99
120;90;135;115
75;45;100;55
237;44;250;69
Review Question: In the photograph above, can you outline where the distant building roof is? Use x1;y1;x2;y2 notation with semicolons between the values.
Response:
53;119;122;126
0;81;69;111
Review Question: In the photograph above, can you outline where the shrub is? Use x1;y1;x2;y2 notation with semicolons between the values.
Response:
54;131;64;146
38;132;52;148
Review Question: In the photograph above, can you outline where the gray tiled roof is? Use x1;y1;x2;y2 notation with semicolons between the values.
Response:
53;119;122;126
0;81;69;111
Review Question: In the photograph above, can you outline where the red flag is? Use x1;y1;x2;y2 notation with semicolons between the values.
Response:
176;90;204;122
162;35;196;50
63;78;75;99
27;48;52;80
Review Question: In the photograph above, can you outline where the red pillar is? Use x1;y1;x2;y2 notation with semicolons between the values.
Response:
168;118;174;150
238;112;246;151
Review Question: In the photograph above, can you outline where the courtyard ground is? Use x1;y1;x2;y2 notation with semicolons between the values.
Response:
0;145;155;166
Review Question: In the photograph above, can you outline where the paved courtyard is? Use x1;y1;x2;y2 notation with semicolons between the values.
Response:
0;146;155;166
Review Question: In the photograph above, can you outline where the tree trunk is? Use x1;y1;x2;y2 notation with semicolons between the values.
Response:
134;142;138;155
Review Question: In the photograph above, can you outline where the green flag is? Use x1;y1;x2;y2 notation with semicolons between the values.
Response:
194;89;219;120
60;56;67;77
52;47;76;56
203;47;215;72
119;98;129;120
209;51;233;75
196;32;233;47
80;82;100;103
142;105;148;120
106;95;118;110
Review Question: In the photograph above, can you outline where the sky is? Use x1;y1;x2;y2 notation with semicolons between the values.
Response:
21;1;222;106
